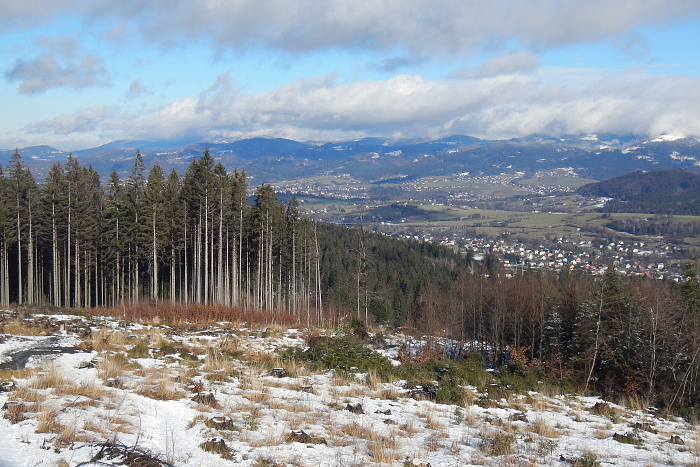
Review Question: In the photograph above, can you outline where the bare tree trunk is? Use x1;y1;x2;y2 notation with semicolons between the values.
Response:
204;196;209;305
196;210;202;303
314;225;322;324
74;238;79;307
170;244;176;303
1;240;9;306
152;210;158;303
183;218;188;303
16;211;22;304
218;198;223;305
27;201;34;304
585;284;604;392
52;204;60;306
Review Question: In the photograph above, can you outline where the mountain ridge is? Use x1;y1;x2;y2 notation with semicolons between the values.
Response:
3;134;700;183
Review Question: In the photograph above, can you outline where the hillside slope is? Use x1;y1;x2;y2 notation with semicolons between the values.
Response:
578;168;700;214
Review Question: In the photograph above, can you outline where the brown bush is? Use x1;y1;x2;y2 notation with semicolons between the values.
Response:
86;301;298;327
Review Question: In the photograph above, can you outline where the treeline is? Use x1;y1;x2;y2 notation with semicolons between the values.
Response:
382;261;700;409
606;214;700;240
0;148;470;329
0;149;328;319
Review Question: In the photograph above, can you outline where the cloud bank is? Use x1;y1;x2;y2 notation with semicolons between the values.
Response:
26;67;700;143
4;0;700;148
3;1;700;56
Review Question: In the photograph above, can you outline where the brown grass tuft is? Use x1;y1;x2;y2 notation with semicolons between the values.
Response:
36;402;63;434
86;301;299;327
2;401;28;424
532;416;559;438
31;364;67;390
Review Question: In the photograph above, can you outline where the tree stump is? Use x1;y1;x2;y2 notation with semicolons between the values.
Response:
0;381;16;392
345;403;364;414
286;430;327;445
271;368;287;378
192;391;220;408
203;437;227;451
670;435;685;445
206;416;235;430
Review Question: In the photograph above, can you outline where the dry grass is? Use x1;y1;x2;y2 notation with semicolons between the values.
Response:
204;348;237;375
2;401;28;424
426;410;444;431
12;382;47;404
342;420;366;438
464;406;478;426
1;321;48;336
617;395;652;412
36;402;63;434
269;397;313;414
532;416;559;438
378;385;400;400
0;368;32;381
54;418;91;446
97;353;133;381
269;357;304;379
281;410;313;430
462;389;478;406
106;330;128;347
186;413;208;429
61;379;111;401
365;369;381;390
82;418;107;435
220;335;241;354
331;385;370;399
133;367;185;401
238;373;270;404
368;430;400;463
86;301;299;327
90;329;112;352
593;426;610;439
30;364;68;390
400;418;418;437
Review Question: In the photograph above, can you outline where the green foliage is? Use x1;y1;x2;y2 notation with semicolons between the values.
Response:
282;333;393;374
537;439;558;458
612;431;643;445
127;338;150;358
479;433;515;456
393;356;490;405
200;440;236;460
498;361;545;393
572;453;601;467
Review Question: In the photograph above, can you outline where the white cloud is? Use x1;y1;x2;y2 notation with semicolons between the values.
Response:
126;78;152;100
5;53;109;94
455;51;541;79
26;106;122;135
25;68;700;143
4;1;700;58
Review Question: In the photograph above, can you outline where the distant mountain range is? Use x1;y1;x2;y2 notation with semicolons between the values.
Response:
3;134;700;183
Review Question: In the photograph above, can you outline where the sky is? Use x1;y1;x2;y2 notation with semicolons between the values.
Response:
2;1;700;151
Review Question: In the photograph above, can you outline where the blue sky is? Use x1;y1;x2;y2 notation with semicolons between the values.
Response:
2;1;700;151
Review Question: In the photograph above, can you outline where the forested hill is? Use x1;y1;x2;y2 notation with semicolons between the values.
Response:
0;148;466;329
577;168;700;214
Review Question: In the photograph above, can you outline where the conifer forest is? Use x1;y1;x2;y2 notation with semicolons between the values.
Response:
3;148;700;409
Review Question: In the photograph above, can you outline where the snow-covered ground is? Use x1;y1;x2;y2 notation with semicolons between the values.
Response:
0;312;699;467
